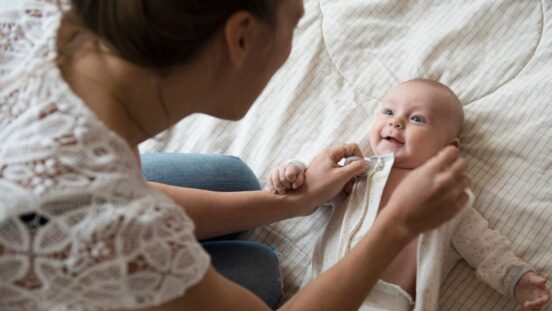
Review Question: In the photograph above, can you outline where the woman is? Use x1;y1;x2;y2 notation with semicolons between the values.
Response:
0;0;469;310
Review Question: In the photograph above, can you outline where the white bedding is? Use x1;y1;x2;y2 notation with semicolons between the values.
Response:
140;0;552;309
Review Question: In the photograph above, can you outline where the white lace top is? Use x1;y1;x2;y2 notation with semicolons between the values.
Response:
0;1;210;310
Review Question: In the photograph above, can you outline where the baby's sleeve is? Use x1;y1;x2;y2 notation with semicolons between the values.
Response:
451;198;533;297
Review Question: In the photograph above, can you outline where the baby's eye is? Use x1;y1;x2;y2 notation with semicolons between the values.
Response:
410;115;426;123
383;108;394;116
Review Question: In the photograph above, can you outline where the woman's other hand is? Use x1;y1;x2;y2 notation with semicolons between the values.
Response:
381;145;470;237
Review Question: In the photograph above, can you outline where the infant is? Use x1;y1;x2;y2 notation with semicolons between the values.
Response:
268;79;550;310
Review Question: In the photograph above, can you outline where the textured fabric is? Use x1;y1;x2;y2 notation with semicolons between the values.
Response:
138;0;552;310
0;1;210;310
300;155;532;310
141;153;262;193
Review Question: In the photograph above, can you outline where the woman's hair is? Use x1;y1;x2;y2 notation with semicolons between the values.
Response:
65;0;278;68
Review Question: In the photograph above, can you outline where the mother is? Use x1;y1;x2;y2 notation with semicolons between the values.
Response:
0;0;469;310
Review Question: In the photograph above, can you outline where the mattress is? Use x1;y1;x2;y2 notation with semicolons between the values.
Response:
140;0;552;309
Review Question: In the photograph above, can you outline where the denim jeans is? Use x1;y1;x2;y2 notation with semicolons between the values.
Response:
141;153;282;308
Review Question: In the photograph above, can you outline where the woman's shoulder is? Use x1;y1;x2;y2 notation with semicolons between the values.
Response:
0;69;160;207
0;91;211;308
0;0;67;126
0;172;211;310
0;0;63;79
0;0;140;194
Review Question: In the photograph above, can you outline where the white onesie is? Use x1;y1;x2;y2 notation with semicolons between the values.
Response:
301;154;532;310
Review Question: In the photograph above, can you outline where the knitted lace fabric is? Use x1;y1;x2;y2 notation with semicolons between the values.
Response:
0;1;210;310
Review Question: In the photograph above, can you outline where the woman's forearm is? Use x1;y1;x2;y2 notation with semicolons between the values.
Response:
145;144;369;240
129;208;414;311
149;182;306;240
280;209;413;311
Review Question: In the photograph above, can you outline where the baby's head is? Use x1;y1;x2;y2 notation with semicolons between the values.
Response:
369;79;464;169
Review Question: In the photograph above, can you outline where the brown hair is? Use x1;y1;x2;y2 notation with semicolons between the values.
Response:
65;0;278;68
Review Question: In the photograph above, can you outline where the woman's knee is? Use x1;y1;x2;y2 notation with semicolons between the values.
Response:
207;154;261;191
202;240;282;308
141;153;261;192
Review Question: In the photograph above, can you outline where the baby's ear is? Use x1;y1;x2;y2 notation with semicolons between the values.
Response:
449;138;460;149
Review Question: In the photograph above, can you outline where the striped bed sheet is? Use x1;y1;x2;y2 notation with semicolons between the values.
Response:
140;0;552;309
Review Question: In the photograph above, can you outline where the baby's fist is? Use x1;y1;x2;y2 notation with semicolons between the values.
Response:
267;161;306;194
515;272;550;311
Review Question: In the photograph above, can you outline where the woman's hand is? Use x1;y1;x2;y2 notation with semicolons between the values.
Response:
292;143;368;215
380;146;470;237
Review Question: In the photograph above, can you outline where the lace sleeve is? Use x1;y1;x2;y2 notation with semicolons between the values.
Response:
0;188;211;311
0;98;211;310
0;97;211;310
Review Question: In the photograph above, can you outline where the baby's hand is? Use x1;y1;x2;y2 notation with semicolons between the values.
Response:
267;161;306;194
514;272;550;310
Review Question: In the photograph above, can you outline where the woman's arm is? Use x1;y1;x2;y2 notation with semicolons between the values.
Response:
279;209;412;311
132;211;411;311
148;183;311;240
130;266;272;311
149;143;369;240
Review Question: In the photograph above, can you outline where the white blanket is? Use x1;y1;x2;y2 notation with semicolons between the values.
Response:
140;0;552;309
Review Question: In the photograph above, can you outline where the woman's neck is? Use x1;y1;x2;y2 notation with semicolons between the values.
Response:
56;17;217;148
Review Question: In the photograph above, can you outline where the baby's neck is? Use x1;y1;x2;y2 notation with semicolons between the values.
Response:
387;166;413;185
391;165;414;172
369;152;417;172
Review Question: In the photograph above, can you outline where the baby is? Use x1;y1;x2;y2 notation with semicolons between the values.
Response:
268;79;550;310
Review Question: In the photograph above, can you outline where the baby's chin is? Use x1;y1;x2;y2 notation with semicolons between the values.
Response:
388;154;430;170
391;163;417;170
371;145;433;168
390;160;417;170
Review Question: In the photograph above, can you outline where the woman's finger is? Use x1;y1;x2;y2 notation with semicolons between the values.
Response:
326;143;364;164
343;180;354;195
448;157;468;180
338;159;367;181
455;191;469;210
435;167;469;195
426;145;461;172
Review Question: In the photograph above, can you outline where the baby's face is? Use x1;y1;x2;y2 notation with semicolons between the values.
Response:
369;81;460;169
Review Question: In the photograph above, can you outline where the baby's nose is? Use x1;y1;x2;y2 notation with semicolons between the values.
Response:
388;119;403;129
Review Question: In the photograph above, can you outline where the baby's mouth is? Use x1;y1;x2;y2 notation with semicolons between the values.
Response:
383;136;404;145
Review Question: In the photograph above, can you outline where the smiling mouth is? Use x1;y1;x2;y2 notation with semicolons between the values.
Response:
383;136;404;144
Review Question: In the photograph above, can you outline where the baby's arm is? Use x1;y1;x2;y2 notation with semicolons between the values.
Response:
515;272;550;310
267;160;306;194
452;204;550;309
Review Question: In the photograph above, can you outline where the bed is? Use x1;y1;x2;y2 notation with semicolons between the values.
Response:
140;0;552;309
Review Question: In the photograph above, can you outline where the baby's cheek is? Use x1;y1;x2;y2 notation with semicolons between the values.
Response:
368;132;379;151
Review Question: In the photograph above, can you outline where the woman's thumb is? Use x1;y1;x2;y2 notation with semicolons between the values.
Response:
340;159;367;179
